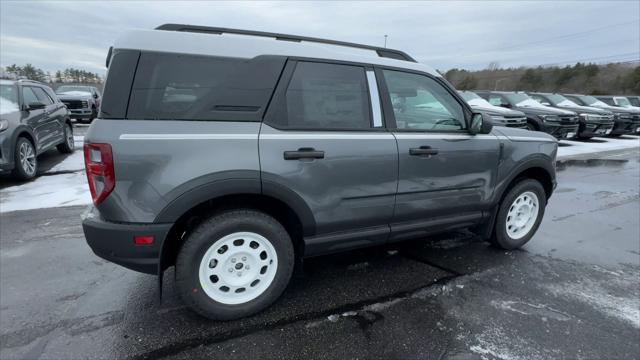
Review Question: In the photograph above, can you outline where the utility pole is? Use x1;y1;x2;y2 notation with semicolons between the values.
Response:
384;35;388;48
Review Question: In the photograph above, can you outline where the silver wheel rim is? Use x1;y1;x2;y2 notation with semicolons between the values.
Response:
198;232;278;305
19;142;36;176
66;125;74;149
506;191;539;240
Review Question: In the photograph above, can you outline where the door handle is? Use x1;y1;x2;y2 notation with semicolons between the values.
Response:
284;147;325;160
409;146;439;156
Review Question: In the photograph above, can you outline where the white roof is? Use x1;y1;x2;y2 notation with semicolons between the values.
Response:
113;29;440;77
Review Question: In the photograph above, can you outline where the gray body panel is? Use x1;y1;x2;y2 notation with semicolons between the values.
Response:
259;124;398;236
85;119;261;223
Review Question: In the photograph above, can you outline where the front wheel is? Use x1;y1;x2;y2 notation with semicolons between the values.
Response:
12;137;37;180
525;122;537;131
490;179;546;249
175;209;294;320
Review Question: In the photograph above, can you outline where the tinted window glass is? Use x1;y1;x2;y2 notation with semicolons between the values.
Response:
382;70;465;131
278;62;371;129
127;52;285;121
22;87;39;105
487;94;507;107
100;50;140;119
32;87;54;105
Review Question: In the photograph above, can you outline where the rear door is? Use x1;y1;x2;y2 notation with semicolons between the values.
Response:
21;86;48;151
259;60;398;253
32;86;64;148
377;68;500;239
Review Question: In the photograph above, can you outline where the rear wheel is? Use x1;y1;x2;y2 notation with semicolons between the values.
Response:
12;137;37;180
56;123;74;153
526;122;537;131
175;209;294;320
490;179;546;249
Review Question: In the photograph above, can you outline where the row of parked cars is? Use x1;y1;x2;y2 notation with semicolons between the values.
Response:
458;90;640;140
0;79;102;180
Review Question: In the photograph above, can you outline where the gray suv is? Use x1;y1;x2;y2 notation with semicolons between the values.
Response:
82;24;558;320
0;79;74;180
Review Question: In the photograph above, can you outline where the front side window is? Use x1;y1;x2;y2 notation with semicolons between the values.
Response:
276;62;371;129
383;70;465;131
487;94;506;107
22;87;39;106
32;87;53;105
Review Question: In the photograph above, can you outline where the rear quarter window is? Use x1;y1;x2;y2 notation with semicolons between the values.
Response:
126;52;286;121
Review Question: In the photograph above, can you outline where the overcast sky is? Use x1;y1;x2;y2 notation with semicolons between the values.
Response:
1;1;638;75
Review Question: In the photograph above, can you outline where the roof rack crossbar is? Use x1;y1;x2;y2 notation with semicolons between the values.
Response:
155;23;417;63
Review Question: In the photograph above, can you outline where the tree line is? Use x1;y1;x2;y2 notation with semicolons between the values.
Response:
2;64;103;85
443;62;640;95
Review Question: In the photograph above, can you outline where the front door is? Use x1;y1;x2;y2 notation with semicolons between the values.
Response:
376;69;500;237
260;61;398;253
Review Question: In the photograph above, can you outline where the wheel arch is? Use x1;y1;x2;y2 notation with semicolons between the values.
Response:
156;176;315;271
14;127;37;154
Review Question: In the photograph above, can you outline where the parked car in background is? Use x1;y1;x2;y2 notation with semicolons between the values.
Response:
82;24;559;320
0;79;74;180
458;90;526;128
474;90;579;139
626;96;640;107
55;85;101;123
527;93;614;139
596;95;640;111
564;94;640;136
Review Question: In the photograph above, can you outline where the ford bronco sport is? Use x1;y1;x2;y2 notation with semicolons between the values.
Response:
82;24;558;320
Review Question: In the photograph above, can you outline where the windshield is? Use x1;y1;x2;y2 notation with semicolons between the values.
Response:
579;95;609;107
56;86;91;94
545;94;579;107
614;97;632;107
505;93;545;107
0;84;20;114
629;97;640;107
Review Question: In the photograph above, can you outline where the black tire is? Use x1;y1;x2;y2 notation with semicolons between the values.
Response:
89;107;97;122
12;137;37;181
175;209;295;320
608;133;622;138
56;123;74;154
525;122;537;131
489;179;546;250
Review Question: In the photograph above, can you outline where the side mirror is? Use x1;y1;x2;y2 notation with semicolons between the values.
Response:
93;93;99;99
500;103;512;109
27;102;46;110
470;113;493;135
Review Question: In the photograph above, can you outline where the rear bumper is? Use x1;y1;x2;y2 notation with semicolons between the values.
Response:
81;207;172;274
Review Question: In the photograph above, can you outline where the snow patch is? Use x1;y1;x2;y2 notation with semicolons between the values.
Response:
491;300;571;321
363;298;404;312
557;136;639;159
49;150;85;172
0;171;91;213
469;325;555;360
547;283;640;328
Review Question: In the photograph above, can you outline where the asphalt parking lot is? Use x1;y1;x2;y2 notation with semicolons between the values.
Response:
0;126;638;359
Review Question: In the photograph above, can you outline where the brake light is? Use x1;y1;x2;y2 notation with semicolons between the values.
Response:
84;143;115;205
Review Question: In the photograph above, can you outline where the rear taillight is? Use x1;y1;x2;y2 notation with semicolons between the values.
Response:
84;143;115;205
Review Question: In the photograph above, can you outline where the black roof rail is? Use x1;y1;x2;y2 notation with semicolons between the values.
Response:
155;23;417;63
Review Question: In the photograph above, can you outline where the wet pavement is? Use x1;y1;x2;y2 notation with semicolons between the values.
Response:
0;149;638;359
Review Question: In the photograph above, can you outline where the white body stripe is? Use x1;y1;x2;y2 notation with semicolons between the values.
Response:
119;133;553;142
119;134;258;140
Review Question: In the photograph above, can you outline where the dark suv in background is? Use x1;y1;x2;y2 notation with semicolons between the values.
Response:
458;90;527;128
564;94;640;136
527;93;614;139
0;79;74;180
474;91;579;139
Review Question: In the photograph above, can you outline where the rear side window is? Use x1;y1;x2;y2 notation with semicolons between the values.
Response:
126;52;285;121
271;62;372;129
